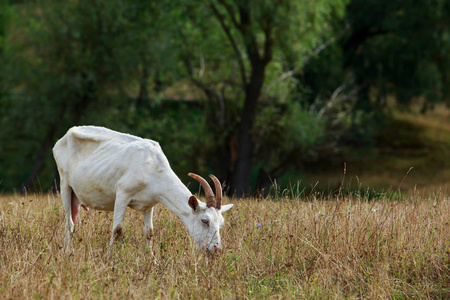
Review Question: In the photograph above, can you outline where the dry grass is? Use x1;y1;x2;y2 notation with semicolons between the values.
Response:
0;192;449;299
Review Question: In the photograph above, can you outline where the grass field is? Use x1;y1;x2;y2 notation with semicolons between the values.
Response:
0;191;449;299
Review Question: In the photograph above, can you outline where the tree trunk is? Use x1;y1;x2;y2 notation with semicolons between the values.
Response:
255;167;273;198
230;110;254;197
22;127;56;192
229;62;265;197
136;59;150;107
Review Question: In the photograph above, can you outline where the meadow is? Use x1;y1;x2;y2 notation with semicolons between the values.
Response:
0;190;449;299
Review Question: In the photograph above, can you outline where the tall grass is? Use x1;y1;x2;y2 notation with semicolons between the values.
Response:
0;191;449;299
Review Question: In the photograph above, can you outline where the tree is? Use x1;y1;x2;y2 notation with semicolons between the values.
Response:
178;0;347;196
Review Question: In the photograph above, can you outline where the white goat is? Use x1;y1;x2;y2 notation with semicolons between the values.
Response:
53;126;233;256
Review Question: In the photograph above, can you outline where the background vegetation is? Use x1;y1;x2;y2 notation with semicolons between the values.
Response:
1;0;450;195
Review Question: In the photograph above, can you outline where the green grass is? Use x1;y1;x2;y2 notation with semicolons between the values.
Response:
0;192;449;299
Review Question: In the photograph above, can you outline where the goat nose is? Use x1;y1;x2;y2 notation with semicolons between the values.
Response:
212;245;222;254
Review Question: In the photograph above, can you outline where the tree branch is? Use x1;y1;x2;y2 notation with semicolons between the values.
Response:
263;69;297;95
343;27;390;53
209;0;247;86
261;14;274;64
217;0;241;30
303;22;350;67
317;74;360;118
238;4;261;65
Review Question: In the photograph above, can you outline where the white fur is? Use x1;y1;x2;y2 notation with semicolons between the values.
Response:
53;126;233;255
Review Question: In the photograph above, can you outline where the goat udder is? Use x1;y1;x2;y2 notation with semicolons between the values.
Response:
71;200;80;224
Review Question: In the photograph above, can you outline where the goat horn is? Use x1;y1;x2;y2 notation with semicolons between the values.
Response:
209;174;222;210
188;173;215;208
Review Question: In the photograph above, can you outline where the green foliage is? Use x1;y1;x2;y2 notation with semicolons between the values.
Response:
254;102;326;173
1;0;450;193
301;43;346;103
298;0;450;166
0;0;183;190
0;0;8;54
344;0;450;108
274;0;347;65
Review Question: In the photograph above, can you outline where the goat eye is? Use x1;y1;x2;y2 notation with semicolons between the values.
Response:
201;219;209;226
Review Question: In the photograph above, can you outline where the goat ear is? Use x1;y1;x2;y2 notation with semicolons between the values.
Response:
220;203;233;214
188;195;199;211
